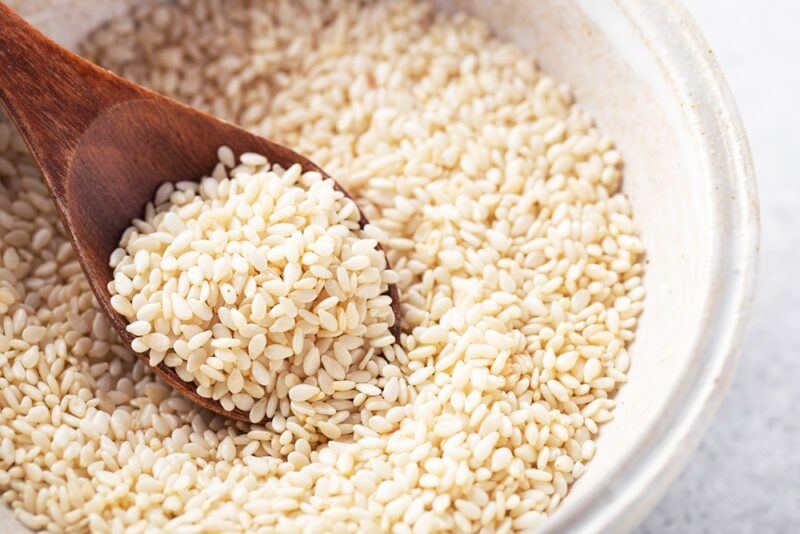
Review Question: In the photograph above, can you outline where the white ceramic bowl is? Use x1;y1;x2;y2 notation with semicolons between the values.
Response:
2;1;758;532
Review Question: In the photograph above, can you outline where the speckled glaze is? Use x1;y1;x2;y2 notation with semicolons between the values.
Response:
1;1;758;532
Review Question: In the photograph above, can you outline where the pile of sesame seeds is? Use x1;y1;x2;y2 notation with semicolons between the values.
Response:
108;150;400;429
0;0;644;531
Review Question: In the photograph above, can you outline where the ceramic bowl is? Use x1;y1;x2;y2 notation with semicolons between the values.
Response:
1;1;758;531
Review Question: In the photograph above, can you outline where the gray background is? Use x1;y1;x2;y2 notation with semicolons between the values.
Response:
640;1;799;532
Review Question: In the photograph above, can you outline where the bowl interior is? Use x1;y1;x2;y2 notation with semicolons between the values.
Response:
3;1;753;532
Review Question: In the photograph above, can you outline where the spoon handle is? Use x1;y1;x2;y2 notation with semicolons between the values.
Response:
0;4;149;188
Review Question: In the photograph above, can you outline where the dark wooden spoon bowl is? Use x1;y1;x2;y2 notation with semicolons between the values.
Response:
0;4;400;423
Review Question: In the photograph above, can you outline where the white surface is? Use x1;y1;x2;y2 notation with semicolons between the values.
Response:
641;1;800;532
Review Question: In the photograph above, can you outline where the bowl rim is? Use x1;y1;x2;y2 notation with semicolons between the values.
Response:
543;0;760;532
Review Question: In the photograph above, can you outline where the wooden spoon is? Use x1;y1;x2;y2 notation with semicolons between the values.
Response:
0;4;400;423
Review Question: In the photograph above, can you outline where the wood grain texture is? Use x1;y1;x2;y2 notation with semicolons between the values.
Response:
0;3;401;423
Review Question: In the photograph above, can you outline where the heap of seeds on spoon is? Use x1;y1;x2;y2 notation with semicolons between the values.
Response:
108;148;399;427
